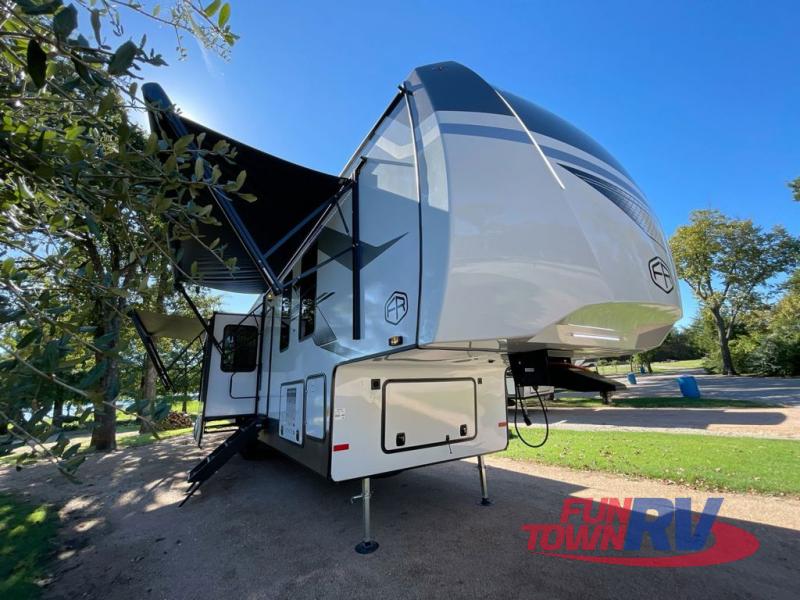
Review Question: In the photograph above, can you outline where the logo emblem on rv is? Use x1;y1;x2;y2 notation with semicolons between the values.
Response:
384;291;408;325
648;257;674;294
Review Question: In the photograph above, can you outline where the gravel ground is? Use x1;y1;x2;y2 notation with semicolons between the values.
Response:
1;433;798;600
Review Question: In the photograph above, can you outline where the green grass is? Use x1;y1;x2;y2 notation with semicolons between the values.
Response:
550;396;772;409
597;359;704;376
116;427;193;449
500;429;800;495
0;494;58;600
1;426;194;466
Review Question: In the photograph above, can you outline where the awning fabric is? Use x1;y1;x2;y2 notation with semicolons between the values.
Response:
142;83;348;294
134;309;205;342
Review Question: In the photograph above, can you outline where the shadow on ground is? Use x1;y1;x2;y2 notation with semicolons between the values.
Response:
1;435;797;600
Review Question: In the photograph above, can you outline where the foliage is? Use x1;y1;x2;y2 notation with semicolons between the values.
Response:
739;271;800;375
0;0;246;470
502;429;800;495
633;328;703;372
669;209;799;374
0;493;58;600
790;176;799;202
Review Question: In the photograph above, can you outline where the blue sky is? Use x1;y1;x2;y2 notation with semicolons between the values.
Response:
128;1;800;326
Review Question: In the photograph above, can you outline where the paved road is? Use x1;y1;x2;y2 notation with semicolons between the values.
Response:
1;435;798;600
588;370;800;406
516;406;800;439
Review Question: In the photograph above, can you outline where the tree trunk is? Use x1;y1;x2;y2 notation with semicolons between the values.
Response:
710;308;737;375
90;302;123;451
52;395;65;428
138;256;170;432
139;355;157;433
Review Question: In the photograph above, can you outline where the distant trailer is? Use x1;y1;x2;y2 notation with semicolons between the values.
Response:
134;61;681;553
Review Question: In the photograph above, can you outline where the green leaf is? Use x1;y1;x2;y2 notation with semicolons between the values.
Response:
94;331;117;350
204;0;221;16
90;9;102;45
107;40;137;75
72;58;92;85
154;195;172;213
237;192;257;203
98;92;116;116
17;328;43;349
218;3;231;27
61;442;82;460
144;132;158;155
172;133;194;154
228;169;246;192
194;157;204;181
153;401;170;421
53;4;78;40
16;0;63;16
26;40;47;88
78;361;107;389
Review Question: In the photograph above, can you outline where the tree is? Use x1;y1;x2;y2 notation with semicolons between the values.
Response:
790;177;799;202
744;271;800;376
669;210;800;375
0;1;248;470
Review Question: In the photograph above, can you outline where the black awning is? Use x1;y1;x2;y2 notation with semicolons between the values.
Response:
142;83;348;294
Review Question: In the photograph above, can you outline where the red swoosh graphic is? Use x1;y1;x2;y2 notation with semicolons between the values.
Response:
537;521;759;567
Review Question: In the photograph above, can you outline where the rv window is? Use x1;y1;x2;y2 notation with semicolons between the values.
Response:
220;325;258;372
298;242;317;340
279;287;292;352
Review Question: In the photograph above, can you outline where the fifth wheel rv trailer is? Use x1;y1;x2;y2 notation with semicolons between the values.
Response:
133;61;681;553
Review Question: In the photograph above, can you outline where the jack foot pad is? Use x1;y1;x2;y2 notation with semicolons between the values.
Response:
355;540;379;554
480;498;493;506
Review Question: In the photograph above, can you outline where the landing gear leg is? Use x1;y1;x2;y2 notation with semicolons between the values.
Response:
478;455;492;506
353;477;379;554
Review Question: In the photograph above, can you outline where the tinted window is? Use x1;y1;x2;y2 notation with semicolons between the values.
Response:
279;285;292;352
298;242;317;340
221;325;258;372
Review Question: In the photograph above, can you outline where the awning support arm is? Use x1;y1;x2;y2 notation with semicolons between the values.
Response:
164;330;204;373
262;184;351;262
352;158;366;340
130;311;175;392
176;282;223;355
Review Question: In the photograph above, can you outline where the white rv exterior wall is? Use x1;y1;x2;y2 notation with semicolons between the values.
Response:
329;349;508;481
405;63;681;356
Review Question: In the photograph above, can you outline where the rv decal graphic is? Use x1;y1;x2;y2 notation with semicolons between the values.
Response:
523;497;759;567
648;257;674;294
385;291;408;325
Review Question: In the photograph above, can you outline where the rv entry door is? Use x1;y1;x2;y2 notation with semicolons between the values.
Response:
196;311;262;443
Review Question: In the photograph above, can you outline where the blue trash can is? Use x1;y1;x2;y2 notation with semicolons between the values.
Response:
677;375;701;398
627;372;637;385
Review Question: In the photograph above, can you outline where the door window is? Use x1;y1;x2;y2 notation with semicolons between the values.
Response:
220;324;258;372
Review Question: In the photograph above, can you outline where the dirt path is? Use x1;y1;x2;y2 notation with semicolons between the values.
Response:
1;434;798;600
